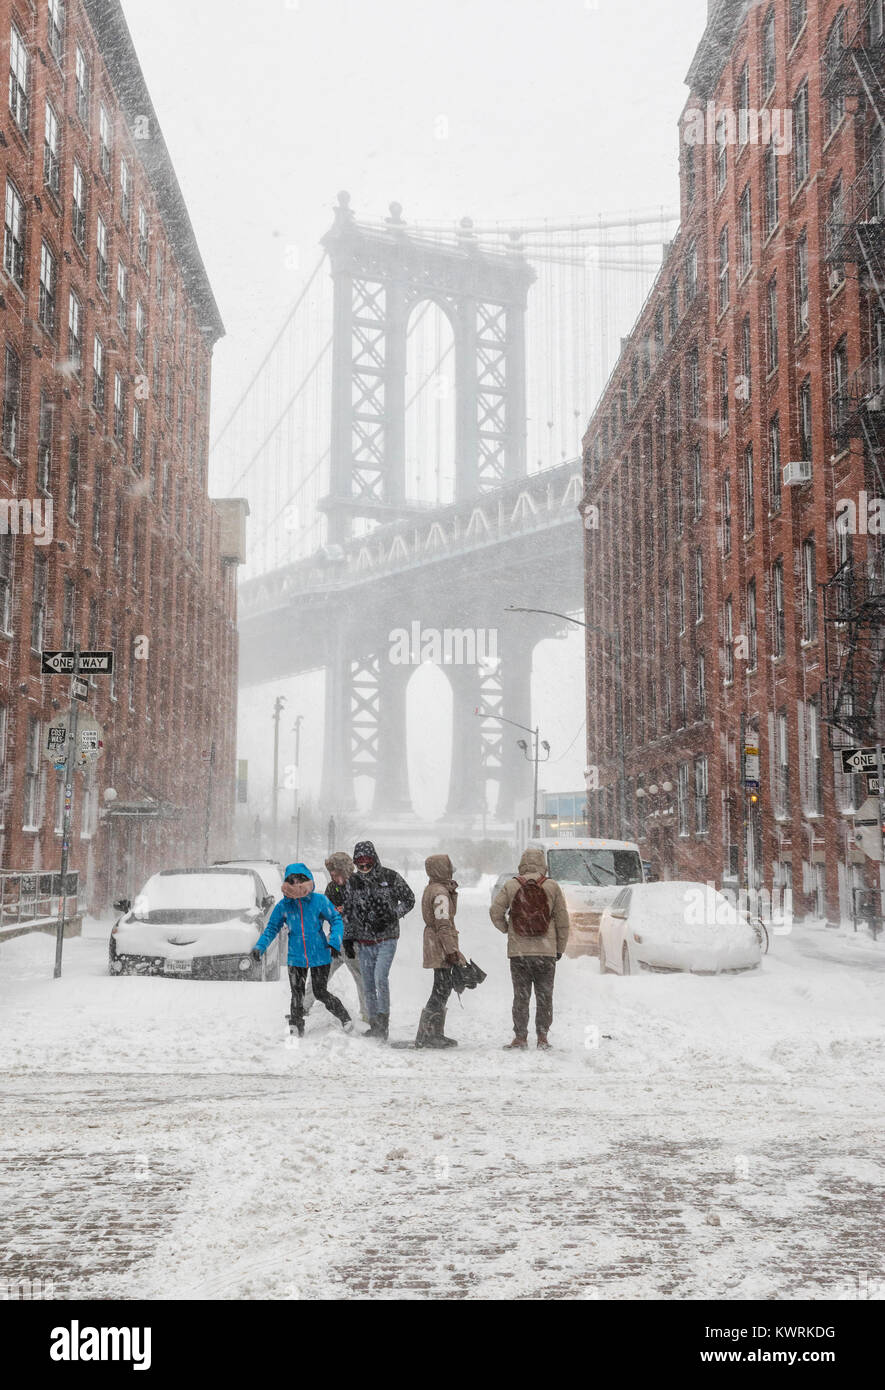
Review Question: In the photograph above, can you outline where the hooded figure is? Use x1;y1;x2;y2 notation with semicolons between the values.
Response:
343;841;415;1041
319;851;368;1024
490;847;570;1050
253;862;351;1036
415;853;466;1048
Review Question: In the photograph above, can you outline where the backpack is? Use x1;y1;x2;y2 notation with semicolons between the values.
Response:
510;876;551;937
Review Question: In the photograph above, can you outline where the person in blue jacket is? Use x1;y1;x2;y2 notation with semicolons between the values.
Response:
252;862;352;1037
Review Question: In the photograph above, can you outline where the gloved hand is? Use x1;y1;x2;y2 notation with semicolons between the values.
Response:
251;949;262;964
343;941;356;960
556;953;562;962
329;946;340;960
445;952;461;966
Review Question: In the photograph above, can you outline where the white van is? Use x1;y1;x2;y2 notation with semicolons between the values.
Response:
529;837;644;958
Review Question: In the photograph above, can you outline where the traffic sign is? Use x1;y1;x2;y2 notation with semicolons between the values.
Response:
42;714;104;767
853;797;884;862
41;650;114;675
71;677;89;704
868;774;881;796
840;747;881;775
43;720;70;763
73;715;104;765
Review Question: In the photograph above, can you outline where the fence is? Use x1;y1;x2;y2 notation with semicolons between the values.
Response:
0;870;79;933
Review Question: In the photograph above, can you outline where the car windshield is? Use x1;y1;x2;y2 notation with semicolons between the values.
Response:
131;871;259;921
547;848;644;887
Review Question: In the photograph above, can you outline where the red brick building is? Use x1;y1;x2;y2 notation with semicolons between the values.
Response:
0;0;243;914
582;0;884;924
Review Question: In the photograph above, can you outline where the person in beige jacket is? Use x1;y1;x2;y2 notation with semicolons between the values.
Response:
490;846;570;1050
416;853;466;1049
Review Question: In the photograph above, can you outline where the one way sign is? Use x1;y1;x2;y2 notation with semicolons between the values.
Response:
41;650;114;675
840;747;882;775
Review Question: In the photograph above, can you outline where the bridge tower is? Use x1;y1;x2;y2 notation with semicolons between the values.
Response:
318;194;538;823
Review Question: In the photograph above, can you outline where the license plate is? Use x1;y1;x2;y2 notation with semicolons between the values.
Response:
163;958;193;975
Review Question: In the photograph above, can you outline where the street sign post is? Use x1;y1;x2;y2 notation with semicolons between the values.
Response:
41;650;113;675
53;653;81;979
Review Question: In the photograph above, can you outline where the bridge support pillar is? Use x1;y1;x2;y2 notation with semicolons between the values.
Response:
446;663;487;818
373;658;412;814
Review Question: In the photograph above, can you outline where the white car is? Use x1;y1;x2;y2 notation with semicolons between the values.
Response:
109;867;281;980
598;881;762;976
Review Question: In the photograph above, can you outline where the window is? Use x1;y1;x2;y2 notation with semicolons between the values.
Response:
744;444;755;534
68;291;82;373
675;468;684;535
737;63;750;146
132;403;144;473
747;579;758;670
23;719;42;830
719;351;729;437
795;231;809;335
739;185;752;277
2;345;22;458
128;634;137;711
723;472;732;555
799;377;812;462
688;346;700;419
802;536;817;641
685;241;698;300
75;45;89;124
43;102;60;197
774;709;790;817
67;432;80;523
48;0;65;61
161;454;171;512
31;552;47;652
763;144;779;238
167;281;176;336
62;576;75;650
669;279;679;335
768;414;782;512
120;158;130;224
113;372;125;443
678;763;690;834
695;757;709;835
96;215;109;296
802;697;822;816
72;162;86;247
671;375;682;443
9;23;29;135
135;300;146;365
654;309;664;357
164;366;173;421
93;334;105;413
832;337;849;433
177;389;184;442
718;225;730;314
684;140;696;205
37;390;53;492
828;177;845;286
155;246;164;304
765;277;779;373
793;81;809;189
715;112;728;194
88;596;98;650
4;179;25;287
138;204;149;266
695;547;704;621
92;463;103;547
772;558;785;658
724;597;735;682
678;567;686;634
740;315;752;403
826;13;846;134
790;0;806;43
0;534;13;632
692;444;702;517
762;9;776;96
680;663;688;727
39;242;57;334
99;103;112;179
663;582;671;644
113;493;122;569
117;260;128;334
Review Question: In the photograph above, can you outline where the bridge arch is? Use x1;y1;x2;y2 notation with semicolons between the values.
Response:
404;297;457;508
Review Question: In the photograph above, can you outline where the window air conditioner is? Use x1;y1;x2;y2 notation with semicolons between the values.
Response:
783;459;812;486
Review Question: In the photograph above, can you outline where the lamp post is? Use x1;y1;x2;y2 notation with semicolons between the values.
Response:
506;605;629;840
473;708;550;838
271;695;286;862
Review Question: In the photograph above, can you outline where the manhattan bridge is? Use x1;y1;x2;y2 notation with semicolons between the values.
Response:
211;193;677;830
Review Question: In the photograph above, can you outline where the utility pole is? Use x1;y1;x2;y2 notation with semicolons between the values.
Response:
292;716;303;860
271;695;286;863
54;647;81;980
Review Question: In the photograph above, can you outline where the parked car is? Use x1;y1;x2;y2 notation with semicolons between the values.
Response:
109;866;281;980
527;838;644;958
213;859;284;898
598;881;762;976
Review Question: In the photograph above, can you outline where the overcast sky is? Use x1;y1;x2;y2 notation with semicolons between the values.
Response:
118;0;709;807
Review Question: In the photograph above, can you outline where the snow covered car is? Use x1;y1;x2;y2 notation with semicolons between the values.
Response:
598;881;762;976
108;867;281;980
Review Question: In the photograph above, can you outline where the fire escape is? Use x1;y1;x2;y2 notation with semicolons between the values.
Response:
821;1;885;747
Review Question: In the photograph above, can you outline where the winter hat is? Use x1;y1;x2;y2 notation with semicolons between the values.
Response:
325;851;355;878
353;841;379;866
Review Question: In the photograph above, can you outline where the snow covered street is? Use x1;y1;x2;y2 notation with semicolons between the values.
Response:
1;887;884;1301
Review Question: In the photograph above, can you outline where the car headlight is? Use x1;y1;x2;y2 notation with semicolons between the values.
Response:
238;956;253;972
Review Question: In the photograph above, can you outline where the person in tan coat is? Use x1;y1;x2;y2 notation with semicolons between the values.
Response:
490;846;570;1050
416;853;466;1049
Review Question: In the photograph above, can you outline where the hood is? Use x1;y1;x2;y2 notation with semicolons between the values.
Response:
425;853;454;884
518;848;547;876
353;841;379;867
325;852;354;878
284;862;315;885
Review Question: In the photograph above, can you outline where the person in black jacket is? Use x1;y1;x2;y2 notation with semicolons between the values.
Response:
322;851;368;1023
343;840;414;1041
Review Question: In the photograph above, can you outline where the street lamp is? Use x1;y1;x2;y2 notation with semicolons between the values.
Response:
506;604;629;840
475;709;550;838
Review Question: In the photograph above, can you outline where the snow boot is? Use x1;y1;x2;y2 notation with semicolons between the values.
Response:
363;1016;380;1037
376;1012;389;1042
536;1033;551;1050
286;1013;305;1039
503;1036;528;1050
433;1010;458;1048
414;1008;435;1048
